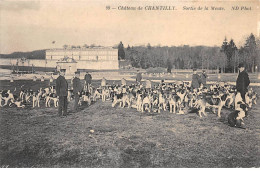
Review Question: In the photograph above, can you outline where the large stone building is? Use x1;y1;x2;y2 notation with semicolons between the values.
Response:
45;47;119;70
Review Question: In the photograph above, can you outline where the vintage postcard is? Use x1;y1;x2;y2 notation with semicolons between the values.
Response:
0;0;259;168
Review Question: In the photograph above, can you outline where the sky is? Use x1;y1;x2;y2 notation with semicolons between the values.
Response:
0;0;259;54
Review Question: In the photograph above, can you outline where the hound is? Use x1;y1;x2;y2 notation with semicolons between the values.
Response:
228;102;247;128
111;93;123;108
93;88;102;101
158;93;167;112
169;94;178;114
45;93;59;107
136;94;143;111
111;92;131;108
193;95;213;117
79;91;91;106
32;89;42;108
151;94;160;113
101;87;110;102
24;90;33;103
234;92;244;110
50;86;56;93
245;92;253;108
9;98;25;108
226;90;236;108
141;94;152;113
1;90;15;106
67;89;74;102
245;88;258;108
19;90;26;102
211;93;228;118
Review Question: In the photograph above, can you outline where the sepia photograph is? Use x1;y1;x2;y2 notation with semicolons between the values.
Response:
0;0;259;168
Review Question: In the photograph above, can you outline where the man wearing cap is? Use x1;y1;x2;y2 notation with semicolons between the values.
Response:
56;69;68;116
136;70;142;84
236;63;250;102
201;70;208;86
191;68;201;90
84;71;92;92
73;71;82;112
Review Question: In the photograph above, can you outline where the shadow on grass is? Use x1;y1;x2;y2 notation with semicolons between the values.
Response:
1;140;56;167
0;139;83;167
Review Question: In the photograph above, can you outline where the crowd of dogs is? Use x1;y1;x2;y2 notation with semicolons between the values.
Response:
0;81;258;128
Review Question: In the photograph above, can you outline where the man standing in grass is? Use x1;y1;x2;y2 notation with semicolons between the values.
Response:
201;70;208;86
73;71;82;112
136;70;142;84
84;71;92;92
236;63;250;102
56;69;68;116
191;68;201;90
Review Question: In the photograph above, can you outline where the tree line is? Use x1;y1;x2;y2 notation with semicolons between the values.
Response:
118;33;259;73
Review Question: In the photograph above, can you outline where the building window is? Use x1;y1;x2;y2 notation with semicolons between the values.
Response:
79;56;81;60
51;55;52;60
96;56;98;61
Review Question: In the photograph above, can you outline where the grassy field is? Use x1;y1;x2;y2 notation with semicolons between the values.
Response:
0;79;260;168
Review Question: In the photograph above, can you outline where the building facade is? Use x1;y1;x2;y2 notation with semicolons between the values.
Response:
46;48;119;70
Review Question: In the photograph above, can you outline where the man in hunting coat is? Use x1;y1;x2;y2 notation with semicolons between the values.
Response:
84;72;92;92
236;63;250;102
73;71;82;112
136;70;142;84
201;70;208;86
56;69;68;116
191;68;201;90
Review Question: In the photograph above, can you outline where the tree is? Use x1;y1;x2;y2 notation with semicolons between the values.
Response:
244;33;257;72
140;56;146;69
193;61;198;69
123;43;247;71
220;37;228;72
176;58;180;69
221;37;228;52
118;41;125;60
200;47;207;69
214;50;227;73
226;39;237;73
221;37;237;73
180;59;184;69
256;37;260;72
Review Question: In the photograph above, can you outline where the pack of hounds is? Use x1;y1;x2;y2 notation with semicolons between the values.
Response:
0;81;258;128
